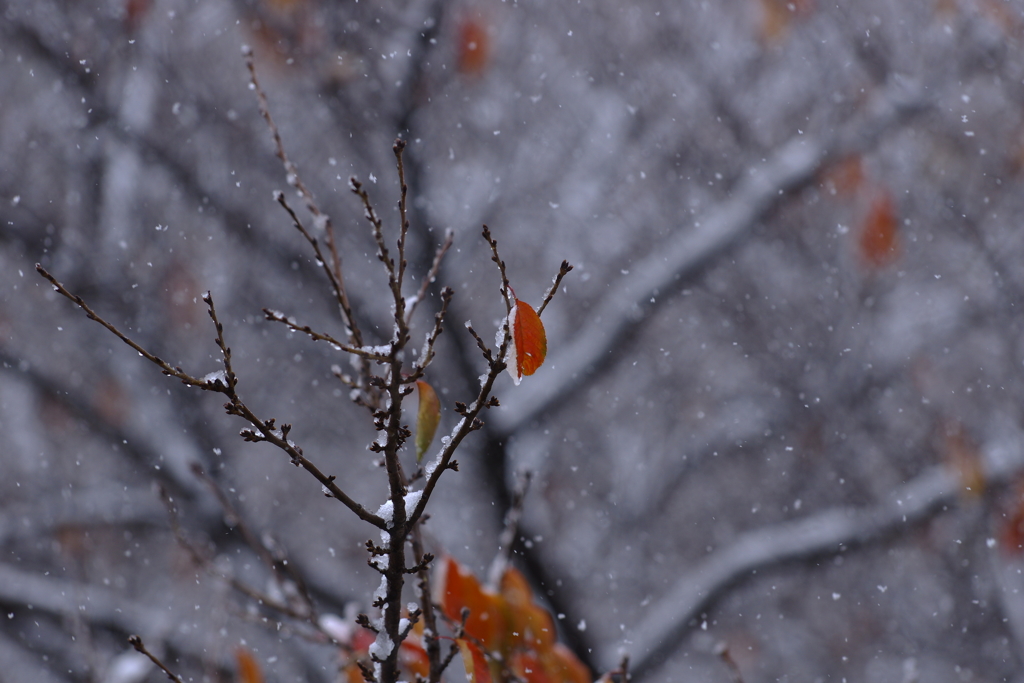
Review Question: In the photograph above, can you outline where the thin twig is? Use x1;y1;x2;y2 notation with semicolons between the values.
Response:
273;192;364;350
190;463;318;620
481;225;512;313
407;232;514;528
159;485;313;622
714;643;745;683
394;138;411;293
263;308;392;363
408;287;454;382
536;260;574;317
38;266;385;529
463;322;492;361
128;635;184;683
406;228;454;324
243;46;345;300
37;265;209;389
488;470;533;587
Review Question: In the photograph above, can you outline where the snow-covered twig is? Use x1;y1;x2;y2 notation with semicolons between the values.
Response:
617;437;1024;678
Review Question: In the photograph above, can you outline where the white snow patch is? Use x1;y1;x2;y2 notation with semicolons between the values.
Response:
404;490;422;517
368;631;394;660
318;613;352;643
377;499;395;528
203;370;227;386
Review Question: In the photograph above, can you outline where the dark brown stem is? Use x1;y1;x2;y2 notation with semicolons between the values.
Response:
536;260;574;317
128;634;184;682
244;47;358;349
273;192;365;352
394;138;411;293
407;287;453;382
263;308;391;363
481;225;513;314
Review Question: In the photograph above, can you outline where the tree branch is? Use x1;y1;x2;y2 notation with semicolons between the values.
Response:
618;435;1024;678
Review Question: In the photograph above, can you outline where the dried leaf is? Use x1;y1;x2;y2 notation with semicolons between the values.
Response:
415;380;441;462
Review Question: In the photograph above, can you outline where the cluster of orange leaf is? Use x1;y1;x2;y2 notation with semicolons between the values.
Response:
435;556;588;683
333;556;588;683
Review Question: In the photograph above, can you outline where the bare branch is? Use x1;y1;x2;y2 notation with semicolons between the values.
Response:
463;321;496;363
407;234;516;528
37;266;385;530
273;191;364;350
36;265;213;390
243;47;345;299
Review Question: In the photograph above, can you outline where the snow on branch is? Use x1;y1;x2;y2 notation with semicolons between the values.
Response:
492;79;927;438
615;435;1024;679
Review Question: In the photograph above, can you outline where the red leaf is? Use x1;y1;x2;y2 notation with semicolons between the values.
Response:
434;556;504;648
506;298;547;385
458;638;494;683
499;568;555;651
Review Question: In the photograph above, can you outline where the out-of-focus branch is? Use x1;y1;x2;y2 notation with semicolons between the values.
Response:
493;80;928;437
618;436;1024;679
128;635;183;683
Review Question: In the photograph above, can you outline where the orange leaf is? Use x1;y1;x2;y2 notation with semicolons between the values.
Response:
511;651;552;683
415;380;441;462
235;647;264;683
506;298;547;385
457;19;490;76
400;638;431;680
546;643;592;683
458;638;494;683
858;190;900;267
499;568;555;651
434;556;504;648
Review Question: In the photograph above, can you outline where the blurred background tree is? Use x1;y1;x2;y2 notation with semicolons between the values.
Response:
3;0;1024;681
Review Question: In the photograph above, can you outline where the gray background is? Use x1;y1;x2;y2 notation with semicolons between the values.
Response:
2;0;1024;681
